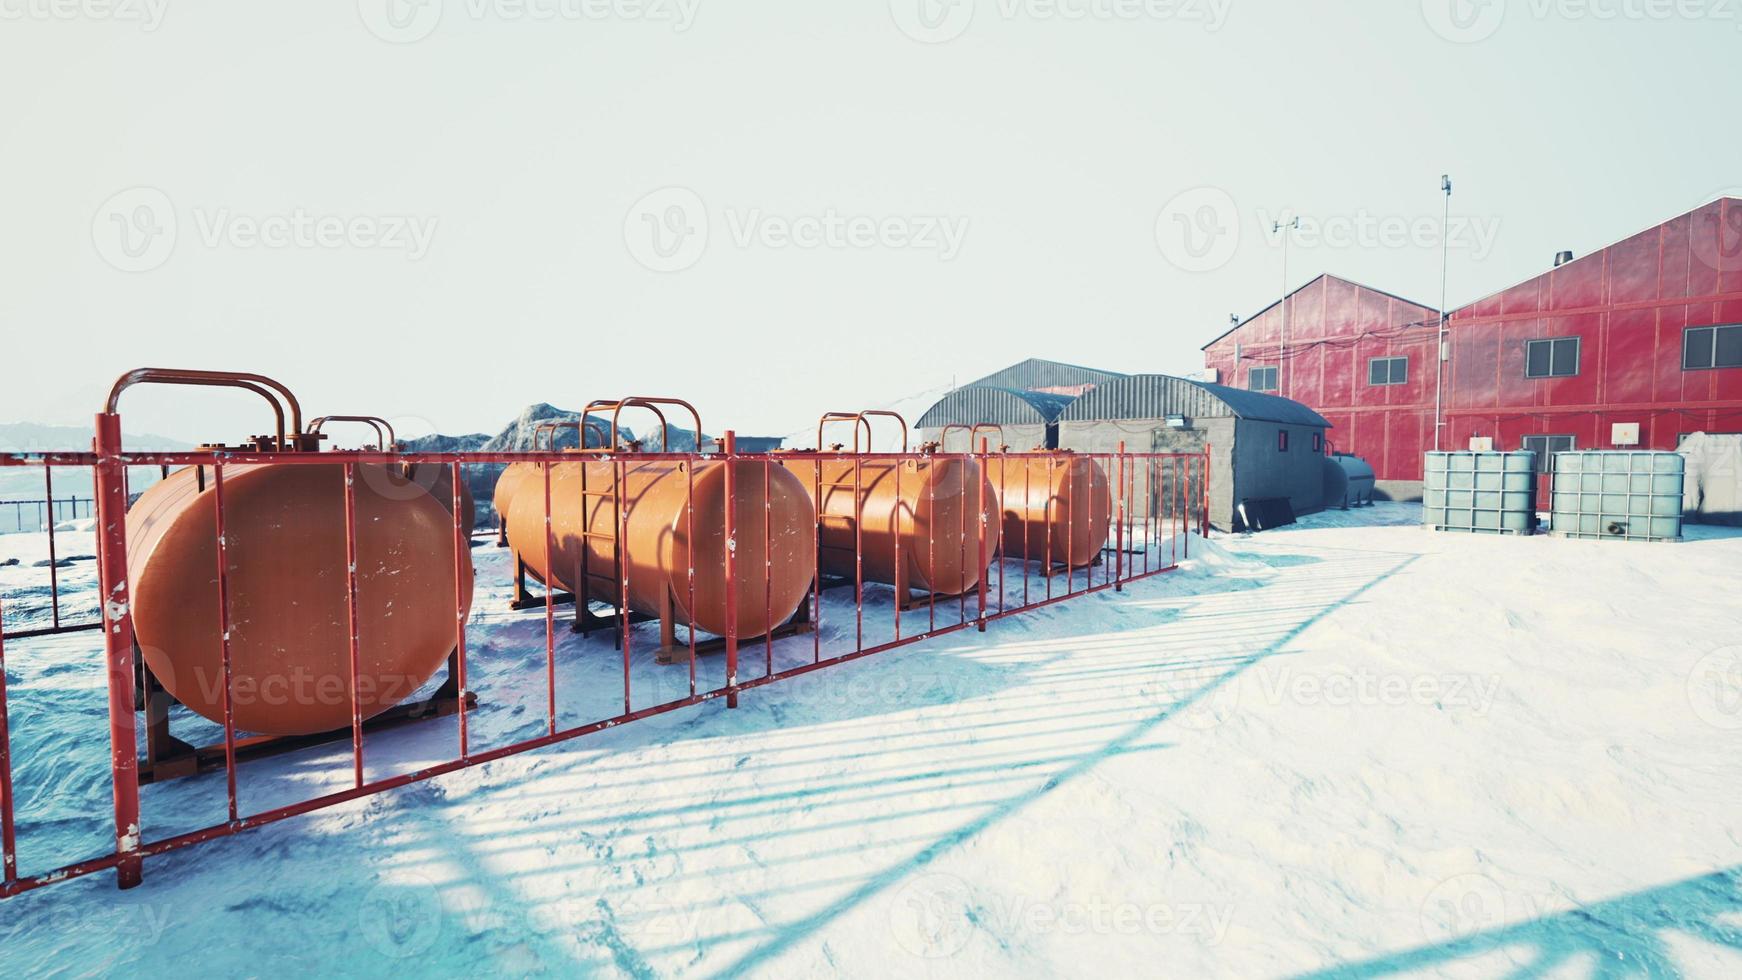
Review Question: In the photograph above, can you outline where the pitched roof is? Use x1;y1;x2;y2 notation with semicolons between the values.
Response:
1200;273;1438;350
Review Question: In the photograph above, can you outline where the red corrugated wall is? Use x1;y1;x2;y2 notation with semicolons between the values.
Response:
1203;275;1441;482
1203;198;1742;484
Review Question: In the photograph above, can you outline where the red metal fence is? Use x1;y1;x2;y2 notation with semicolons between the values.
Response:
0;427;1208;898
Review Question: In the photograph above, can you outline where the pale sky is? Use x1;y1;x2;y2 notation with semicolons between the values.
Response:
3;0;1738;444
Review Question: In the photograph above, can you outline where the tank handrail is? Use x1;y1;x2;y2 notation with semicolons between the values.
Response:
862;411;910;452
817;413;873;453
107;368;303;435
622;397;707;452
968;423;1004;452
308;415;396;450
533;418;610;451
937;422;1003;453
104;369;296;449
818;411;909;453
583;399;670;453
586;397;708;452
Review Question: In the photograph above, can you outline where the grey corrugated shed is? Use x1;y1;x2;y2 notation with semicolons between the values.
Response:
917;386;1078;428
966;358;1127;392
1059;375;1331;428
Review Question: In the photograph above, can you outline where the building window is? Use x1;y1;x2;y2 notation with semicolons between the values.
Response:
1278;430;1290;452
1520;434;1575;472
1312;432;1323;453
1684;324;1742;370
1525;337;1580;378
1368;356;1409;386
1248;366;1278;392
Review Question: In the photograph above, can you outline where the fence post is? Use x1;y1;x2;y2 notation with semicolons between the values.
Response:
1115;441;1125;592
977;437;988;631
1201;443;1212;541
723;431;739;708
93;412;142;889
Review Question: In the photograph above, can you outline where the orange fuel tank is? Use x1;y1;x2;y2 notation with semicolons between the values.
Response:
988;453;1111;568
781;412;1000;597
115;372;475;738
495;419;604;545
500;399;816;640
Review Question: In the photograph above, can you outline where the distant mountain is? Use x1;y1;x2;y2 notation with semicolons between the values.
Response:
0;423;193;501
0;421;192;454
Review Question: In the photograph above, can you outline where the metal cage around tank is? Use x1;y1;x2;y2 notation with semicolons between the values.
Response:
0;384;1212;899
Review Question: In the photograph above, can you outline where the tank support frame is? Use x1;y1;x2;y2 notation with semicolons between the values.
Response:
132;646;476;786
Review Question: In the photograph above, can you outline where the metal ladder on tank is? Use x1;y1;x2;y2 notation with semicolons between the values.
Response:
574;455;628;645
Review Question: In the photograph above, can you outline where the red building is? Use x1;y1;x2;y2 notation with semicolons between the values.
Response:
1203;197;1742;497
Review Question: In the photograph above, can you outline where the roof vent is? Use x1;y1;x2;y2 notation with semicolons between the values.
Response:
1553;250;1575;267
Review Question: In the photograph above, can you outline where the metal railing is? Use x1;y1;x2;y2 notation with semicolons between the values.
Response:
0;427;1209;898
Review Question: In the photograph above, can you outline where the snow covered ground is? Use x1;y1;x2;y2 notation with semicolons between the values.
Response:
2;503;1740;977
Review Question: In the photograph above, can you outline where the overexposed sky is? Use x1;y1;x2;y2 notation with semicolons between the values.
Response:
3;0;1738;443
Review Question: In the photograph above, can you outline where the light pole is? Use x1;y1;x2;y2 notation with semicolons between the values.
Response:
1274;216;1299;398
1434;175;1452;450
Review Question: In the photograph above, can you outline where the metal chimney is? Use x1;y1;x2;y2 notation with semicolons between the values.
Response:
1554;250;1575;267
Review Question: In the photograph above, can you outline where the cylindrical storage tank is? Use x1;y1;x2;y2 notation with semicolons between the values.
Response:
504;457;816;638
493;461;538;541
1330;454;1376;508
781;456;1000;596
127;462;475;736
987;454;1111;567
